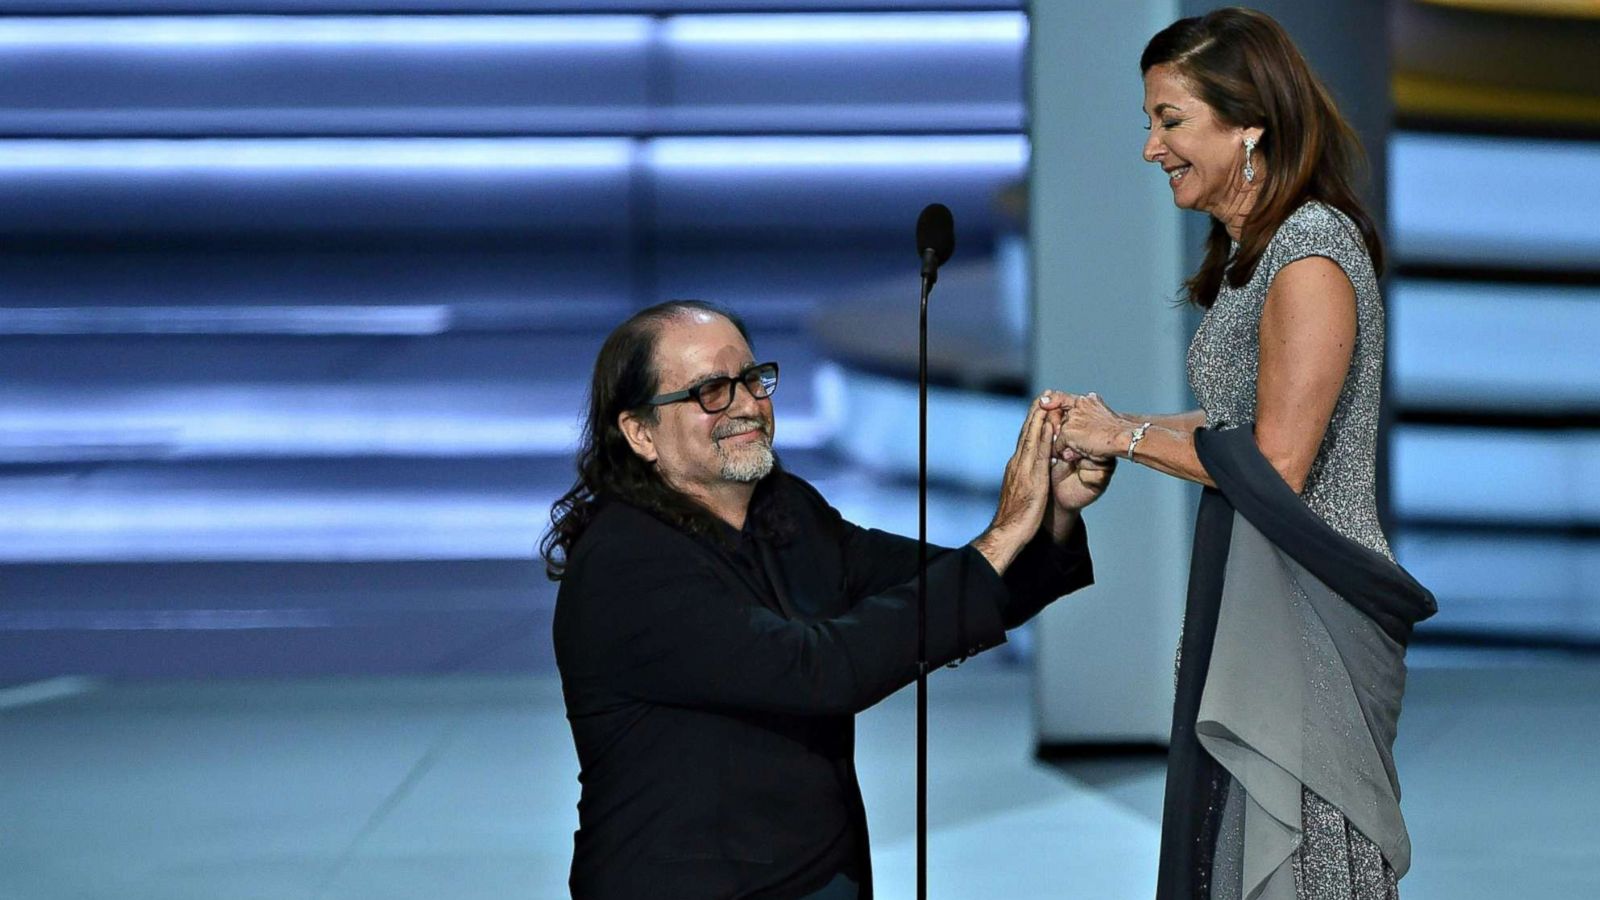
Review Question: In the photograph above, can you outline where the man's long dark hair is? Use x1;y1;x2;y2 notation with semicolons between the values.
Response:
541;300;764;580
1142;7;1384;308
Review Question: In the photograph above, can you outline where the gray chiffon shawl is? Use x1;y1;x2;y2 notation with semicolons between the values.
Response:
1155;426;1436;900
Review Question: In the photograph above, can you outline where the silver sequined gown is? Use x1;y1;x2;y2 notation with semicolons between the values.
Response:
1185;201;1400;900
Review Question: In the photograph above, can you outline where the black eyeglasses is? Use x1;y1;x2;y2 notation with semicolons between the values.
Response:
647;362;780;414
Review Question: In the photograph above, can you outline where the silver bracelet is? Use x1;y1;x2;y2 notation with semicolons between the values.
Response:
1126;421;1153;460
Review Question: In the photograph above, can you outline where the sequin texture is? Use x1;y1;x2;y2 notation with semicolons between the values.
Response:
1186;201;1393;561
1186;201;1401;898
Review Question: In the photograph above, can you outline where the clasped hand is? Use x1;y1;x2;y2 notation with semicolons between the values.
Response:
1041;390;1131;462
975;392;1116;574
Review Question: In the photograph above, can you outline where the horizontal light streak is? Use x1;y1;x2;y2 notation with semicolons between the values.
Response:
0;495;546;563
0;410;580;459
664;12;1026;45
1395;531;1600;614
0;305;452;336
0;677;99;710
648;134;1028;169
1390;280;1600;411
1415;0;1600;21
0;15;653;47
0;411;832;461
0;136;1027;174
0;609;343;631
0;13;1025;49
0;138;633;171
1392;426;1600;524
1390;131;1600;267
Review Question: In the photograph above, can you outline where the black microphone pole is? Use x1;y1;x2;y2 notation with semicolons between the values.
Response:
913;203;953;900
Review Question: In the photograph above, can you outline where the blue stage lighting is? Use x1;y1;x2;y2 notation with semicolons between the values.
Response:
647;134;1028;169
664;12;1025;45
1393;427;1600;525
0;15;653;47
0;137;634;171
1391;132;1600;269
1391;280;1600;411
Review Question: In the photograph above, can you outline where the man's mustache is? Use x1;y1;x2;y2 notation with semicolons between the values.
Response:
713;417;771;441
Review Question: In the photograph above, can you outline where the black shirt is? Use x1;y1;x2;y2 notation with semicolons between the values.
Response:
553;471;1093;900
712;511;865;897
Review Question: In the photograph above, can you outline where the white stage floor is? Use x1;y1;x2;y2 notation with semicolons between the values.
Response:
4;647;1596;899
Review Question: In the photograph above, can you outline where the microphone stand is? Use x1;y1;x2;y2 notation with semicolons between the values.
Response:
916;247;939;900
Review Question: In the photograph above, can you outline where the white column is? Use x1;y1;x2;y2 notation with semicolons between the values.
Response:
1027;0;1192;746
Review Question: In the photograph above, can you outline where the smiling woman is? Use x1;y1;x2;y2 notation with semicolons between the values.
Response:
1140;69;1264;238
1137;14;1383;312
1047;8;1430;900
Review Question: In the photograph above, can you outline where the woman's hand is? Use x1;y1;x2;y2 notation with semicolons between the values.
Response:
1043;395;1217;486
1058;392;1133;460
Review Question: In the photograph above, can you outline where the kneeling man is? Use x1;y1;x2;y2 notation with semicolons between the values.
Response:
546;300;1113;900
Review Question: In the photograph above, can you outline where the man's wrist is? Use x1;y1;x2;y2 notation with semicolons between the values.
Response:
973;525;1028;575
1046;505;1080;544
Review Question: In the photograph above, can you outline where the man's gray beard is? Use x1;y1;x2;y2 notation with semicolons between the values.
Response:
718;439;774;483
713;417;775;483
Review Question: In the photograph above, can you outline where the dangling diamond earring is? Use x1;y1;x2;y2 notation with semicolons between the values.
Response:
1243;136;1257;184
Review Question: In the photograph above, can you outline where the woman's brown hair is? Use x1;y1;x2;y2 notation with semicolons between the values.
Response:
1141;7;1384;308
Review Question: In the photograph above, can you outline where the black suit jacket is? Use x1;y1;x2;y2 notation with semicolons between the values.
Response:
553;472;1093;899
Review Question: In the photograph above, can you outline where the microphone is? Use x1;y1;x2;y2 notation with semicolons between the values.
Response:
911;201;953;900
915;203;955;287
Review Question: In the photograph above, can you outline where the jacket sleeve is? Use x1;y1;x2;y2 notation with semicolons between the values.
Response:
999;519;1095;629
571;526;1010;716
788;476;1094;629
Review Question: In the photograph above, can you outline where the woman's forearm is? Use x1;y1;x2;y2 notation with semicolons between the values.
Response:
1122;409;1208;434
1119;421;1214;487
1112;409;1214;487
1057;399;1215;486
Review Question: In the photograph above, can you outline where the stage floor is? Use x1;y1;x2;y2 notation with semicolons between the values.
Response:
3;647;1595;899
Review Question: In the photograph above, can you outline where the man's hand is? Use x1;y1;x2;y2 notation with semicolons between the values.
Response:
972;394;1054;574
1038;391;1118;543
